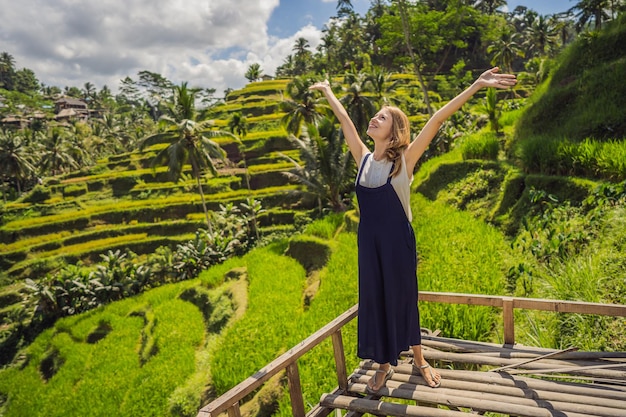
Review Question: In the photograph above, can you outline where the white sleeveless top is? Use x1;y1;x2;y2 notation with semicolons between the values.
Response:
357;152;413;222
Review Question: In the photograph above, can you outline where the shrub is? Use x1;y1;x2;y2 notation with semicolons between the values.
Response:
62;183;88;198
461;132;500;160
284;235;331;273
22;185;50;204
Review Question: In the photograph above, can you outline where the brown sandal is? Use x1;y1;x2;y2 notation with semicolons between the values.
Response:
365;368;394;394
414;362;441;388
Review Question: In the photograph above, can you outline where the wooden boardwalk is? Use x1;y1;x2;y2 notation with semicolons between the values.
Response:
197;293;626;417
319;338;626;417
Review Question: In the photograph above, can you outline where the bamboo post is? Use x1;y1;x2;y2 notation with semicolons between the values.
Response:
332;330;348;391
502;297;515;346
226;403;241;417
286;362;306;417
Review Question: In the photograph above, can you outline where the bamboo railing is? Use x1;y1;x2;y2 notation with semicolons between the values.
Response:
196;292;626;417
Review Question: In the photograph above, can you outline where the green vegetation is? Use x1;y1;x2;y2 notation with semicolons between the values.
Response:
1;2;625;417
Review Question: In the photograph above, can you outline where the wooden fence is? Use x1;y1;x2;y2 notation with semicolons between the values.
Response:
196;292;626;417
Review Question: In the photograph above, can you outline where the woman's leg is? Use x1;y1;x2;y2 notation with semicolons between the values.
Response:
411;345;441;387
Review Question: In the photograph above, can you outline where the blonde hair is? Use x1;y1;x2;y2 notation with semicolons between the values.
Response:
382;106;411;177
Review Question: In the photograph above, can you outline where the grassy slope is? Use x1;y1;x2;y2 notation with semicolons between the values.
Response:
0;189;515;417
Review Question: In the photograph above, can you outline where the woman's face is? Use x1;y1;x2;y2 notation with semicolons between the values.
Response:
367;108;393;142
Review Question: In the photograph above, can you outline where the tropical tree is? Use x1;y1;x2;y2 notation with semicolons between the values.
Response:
366;68;400;106
37;128;78;176
487;30;525;72
395;0;434;116
280;77;326;136
245;63;262;82
569;0;615;31
275;55;295;77
13;68;39;94
339;71;377;138
227;112;260;240
473;0;506;15
0;52;16;90
0;130;35;194
481;87;501;134
282;118;354;213
524;15;560;58
317;26;339;76
293;37;312;75
83;82;96;103
336;0;354;17
140;82;231;231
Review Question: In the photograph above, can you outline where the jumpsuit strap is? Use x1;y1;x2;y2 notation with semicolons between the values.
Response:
356;153;371;185
387;163;395;184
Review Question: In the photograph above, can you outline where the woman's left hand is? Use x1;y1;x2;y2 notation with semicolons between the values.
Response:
476;67;517;89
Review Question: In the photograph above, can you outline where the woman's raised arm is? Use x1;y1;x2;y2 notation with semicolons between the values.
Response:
404;67;516;173
310;80;369;164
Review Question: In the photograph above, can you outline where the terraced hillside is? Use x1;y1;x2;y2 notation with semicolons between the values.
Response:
0;79;323;323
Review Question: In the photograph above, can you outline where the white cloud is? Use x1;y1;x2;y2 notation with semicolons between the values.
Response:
0;0;328;95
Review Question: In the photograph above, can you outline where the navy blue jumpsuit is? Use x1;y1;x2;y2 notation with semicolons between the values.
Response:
355;154;421;366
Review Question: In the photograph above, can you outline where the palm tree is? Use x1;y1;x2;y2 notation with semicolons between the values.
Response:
524;15;560;58
280;77;326;136
83;82;96;104
292;37;312;75
227;112;259;241
38;128;78;176
336;0;354;17
245;63;262;82
340;72;377;138
487;31;525;73
570;0;613;31
366;68;400;106
282;119;354;213
276;55;296;77
472;0;506;15
0;52;16;90
318;27;339;76
140;82;231;232
0;130;35;194
227;112;249;172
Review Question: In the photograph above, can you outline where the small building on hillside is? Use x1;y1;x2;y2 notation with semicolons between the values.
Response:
54;97;89;121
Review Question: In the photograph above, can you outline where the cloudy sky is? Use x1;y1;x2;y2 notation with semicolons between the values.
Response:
1;0;573;96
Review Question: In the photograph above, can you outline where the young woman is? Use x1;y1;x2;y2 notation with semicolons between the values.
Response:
310;67;517;393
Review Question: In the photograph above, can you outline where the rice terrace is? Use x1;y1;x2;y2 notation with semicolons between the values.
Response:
0;1;625;416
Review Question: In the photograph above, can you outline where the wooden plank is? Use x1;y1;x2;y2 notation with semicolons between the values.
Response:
421;335;626;360
306;387;345;417
489;346;579;372
331;330;348;391
348;380;602;417
320;394;472;417
361;363;626;402
287;362;306;417
419;292;626;317
505;362;626;375
197;304;358;417
420;349;626;379
353;370;626;412
515;298;626;316
419;292;504;308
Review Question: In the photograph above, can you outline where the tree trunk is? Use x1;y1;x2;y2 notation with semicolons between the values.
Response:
396;0;434;117
192;163;213;234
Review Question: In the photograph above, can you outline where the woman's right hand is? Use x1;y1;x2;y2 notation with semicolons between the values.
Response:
309;79;331;92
